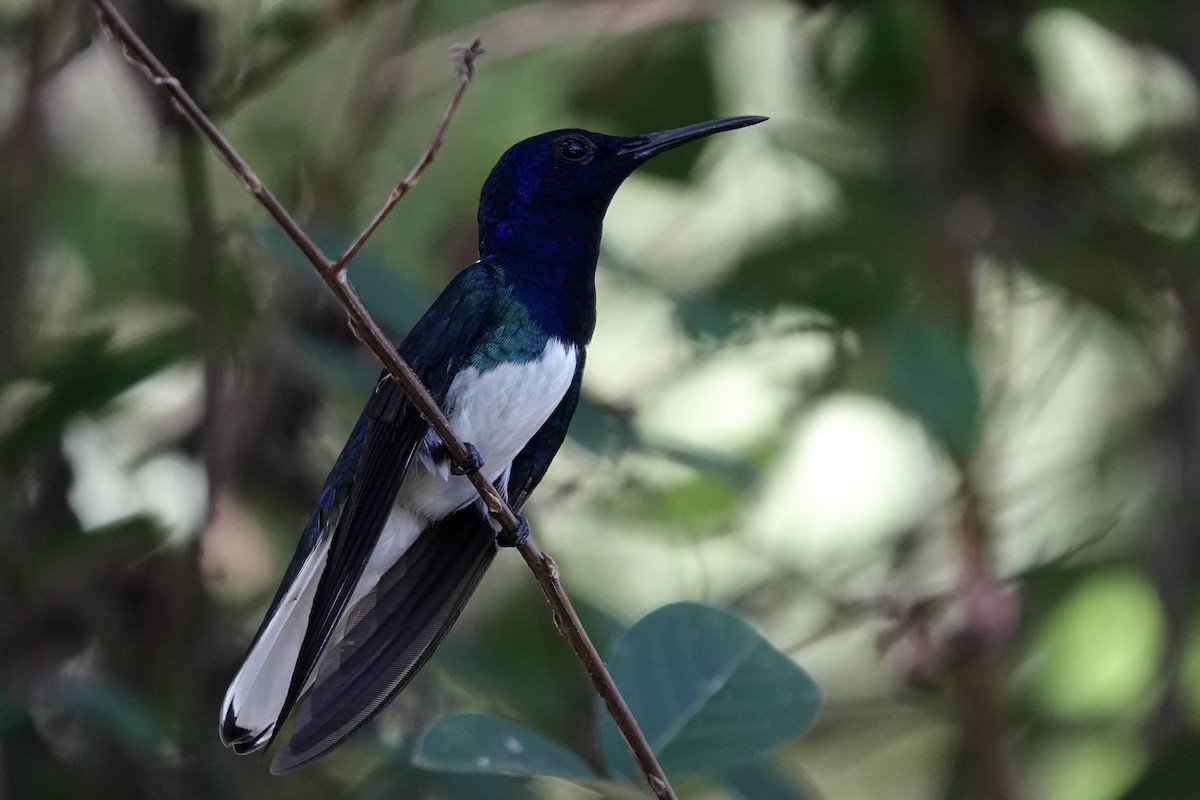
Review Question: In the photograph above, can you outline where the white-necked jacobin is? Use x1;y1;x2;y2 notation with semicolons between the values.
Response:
219;115;767;772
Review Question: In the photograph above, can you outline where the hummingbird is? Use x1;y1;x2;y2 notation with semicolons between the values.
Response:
219;115;767;772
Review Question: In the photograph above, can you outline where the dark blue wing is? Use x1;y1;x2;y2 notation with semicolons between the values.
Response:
270;507;497;772
268;351;587;772
222;263;504;752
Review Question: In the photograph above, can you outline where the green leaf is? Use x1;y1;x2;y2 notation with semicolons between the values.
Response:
421;773;535;800
26;515;161;580
1119;738;1200;800
636;437;758;490
0;687;23;738
600;602;821;780
49;679;167;757
569;23;718;181
565;395;628;455
359;738;536;800
290;329;379;393
414;713;597;780
253;6;318;41
436;595;626;742
1;325;194;465
722;759;816;800
880;313;980;461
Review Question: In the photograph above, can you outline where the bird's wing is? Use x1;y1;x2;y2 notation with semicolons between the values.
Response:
270;508;497;772
220;263;503;753
268;352;586;772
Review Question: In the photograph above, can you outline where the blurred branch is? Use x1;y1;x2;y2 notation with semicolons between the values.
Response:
177;125;228;512
0;0;58;377
920;5;1030;795
91;2;678;797
1143;365;1200;748
218;0;732;115
374;0;731;99
946;480;1017;800
208;0;387;114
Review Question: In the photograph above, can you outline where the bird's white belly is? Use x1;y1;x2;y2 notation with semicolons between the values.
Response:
396;337;577;521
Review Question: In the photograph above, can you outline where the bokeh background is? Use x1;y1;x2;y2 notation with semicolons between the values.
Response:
3;0;1200;798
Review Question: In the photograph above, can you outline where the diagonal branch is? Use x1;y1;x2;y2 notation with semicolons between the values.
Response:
91;2;676;798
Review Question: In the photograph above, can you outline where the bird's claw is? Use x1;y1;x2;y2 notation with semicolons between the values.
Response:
497;516;530;548
451;442;484;476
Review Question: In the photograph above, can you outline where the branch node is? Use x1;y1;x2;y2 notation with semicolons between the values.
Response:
541;552;560;581
451;36;484;78
348;317;369;345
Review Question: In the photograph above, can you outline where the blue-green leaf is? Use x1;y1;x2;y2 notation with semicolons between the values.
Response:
49;679;168;756
414;712;596;780
600;602;821;780
881;313;980;461
1;325;193;464
0;687;23;738
722;759;816;800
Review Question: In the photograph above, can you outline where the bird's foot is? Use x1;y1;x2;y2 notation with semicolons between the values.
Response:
451;442;484;476
496;515;530;548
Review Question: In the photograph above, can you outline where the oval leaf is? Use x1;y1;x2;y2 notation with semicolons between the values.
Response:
48;679;168;756
414;712;596;781
600;602;821;779
722;759;816;800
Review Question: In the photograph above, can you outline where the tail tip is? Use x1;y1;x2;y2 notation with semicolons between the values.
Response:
219;704;275;754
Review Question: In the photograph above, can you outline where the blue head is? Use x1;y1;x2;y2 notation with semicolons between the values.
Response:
477;116;766;344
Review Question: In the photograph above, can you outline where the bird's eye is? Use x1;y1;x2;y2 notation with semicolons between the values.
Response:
556;136;593;163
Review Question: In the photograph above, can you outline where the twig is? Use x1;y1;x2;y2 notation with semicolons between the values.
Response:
331;38;483;273
373;0;730;101
924;5;1024;794
949;481;1016;800
91;2;677;797
208;0;383;115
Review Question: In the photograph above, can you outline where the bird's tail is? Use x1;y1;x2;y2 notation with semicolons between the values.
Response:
219;534;332;754
269;510;498;773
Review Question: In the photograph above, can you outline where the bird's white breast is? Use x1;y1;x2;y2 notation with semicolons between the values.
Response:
302;339;577;702
396;338;578;520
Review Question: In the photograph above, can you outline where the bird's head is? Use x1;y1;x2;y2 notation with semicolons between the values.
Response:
478;116;766;260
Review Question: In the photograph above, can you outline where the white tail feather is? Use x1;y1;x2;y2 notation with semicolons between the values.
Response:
220;536;331;750
220;510;427;751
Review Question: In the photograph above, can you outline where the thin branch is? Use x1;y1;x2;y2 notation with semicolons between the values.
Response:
178;123;230;511
331;38;482;273
948;481;1017;800
92;2;677;797
372;0;731;101
208;0;385;115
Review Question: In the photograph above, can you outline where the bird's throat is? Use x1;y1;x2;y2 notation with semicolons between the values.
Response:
480;213;601;346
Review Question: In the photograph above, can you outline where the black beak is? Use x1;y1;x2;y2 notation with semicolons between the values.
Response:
621;116;768;160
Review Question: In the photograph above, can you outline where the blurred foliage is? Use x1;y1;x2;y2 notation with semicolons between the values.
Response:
3;0;1200;798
